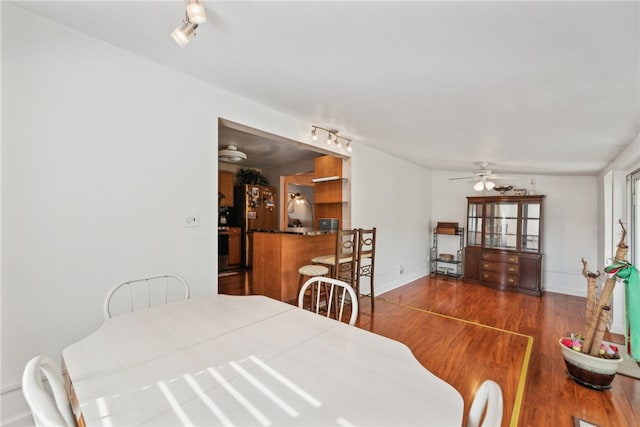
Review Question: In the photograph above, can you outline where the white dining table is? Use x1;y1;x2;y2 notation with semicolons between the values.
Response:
62;295;463;426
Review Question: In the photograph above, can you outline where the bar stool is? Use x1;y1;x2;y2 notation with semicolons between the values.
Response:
312;229;359;287
298;265;330;311
356;227;376;310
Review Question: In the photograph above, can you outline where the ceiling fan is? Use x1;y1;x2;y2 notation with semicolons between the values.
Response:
449;162;503;191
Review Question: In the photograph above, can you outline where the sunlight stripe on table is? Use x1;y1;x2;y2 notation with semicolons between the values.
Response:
183;373;234;427
248;355;322;407
95;396;113;427
207;366;271;427
230;361;299;418
157;380;193;427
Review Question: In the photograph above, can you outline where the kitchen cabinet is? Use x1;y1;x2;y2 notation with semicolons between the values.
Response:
218;171;234;207
464;195;545;296
430;227;464;278
228;227;241;266
252;231;335;302
315;155;342;179
313;155;345;229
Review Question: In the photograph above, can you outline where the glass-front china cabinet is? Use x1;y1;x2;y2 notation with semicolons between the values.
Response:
464;195;545;296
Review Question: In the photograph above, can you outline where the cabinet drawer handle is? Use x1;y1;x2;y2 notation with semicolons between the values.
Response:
508;278;515;283
508;267;516;272
483;273;489;279
508;257;517;263
483;263;489;268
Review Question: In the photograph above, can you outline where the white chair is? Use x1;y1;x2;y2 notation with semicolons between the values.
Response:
103;273;190;319
22;355;75;427
466;379;504;427
298;277;359;326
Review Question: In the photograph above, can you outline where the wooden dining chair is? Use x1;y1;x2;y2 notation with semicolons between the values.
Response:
103;273;190;319
298;277;359;326
311;229;359;287
356;227;376;309
22;355;75;427
466;379;503;427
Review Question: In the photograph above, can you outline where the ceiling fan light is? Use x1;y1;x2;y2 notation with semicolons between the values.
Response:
186;0;207;24
473;181;485;191
218;144;247;162
485;180;496;190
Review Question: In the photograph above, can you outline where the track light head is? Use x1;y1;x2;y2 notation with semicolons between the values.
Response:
328;129;338;145
171;20;198;47
311;127;318;141
186;0;207;24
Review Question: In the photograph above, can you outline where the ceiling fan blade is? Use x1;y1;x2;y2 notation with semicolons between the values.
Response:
449;176;476;181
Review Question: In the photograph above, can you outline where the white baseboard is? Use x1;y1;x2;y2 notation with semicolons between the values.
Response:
1;384;34;427
374;262;429;296
2;413;34;427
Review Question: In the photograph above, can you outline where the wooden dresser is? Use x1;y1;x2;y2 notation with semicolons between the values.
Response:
463;195;545;296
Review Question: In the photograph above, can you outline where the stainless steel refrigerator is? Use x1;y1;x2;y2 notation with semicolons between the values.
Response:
233;184;277;267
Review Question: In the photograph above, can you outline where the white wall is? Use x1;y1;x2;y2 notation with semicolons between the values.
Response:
600;131;640;334
351;144;432;294
1;5;434;423
2;6;213;423
431;171;599;296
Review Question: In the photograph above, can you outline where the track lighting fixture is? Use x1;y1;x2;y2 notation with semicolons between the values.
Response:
186;0;207;24
311;126;352;152
171;20;198;48
171;0;207;47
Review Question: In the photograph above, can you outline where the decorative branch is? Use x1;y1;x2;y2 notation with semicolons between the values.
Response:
581;258;601;279
590;306;611;356
582;220;627;354
617;219;628;249
581;258;600;331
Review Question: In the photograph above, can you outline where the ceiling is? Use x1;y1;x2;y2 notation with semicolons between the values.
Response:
218;124;323;170
11;1;639;176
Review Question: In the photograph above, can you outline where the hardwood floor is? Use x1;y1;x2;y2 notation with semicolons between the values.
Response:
218;270;639;427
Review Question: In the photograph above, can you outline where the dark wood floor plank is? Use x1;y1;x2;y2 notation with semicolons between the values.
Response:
218;270;639;427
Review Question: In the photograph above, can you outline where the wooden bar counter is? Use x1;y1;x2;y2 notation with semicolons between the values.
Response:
252;231;335;302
